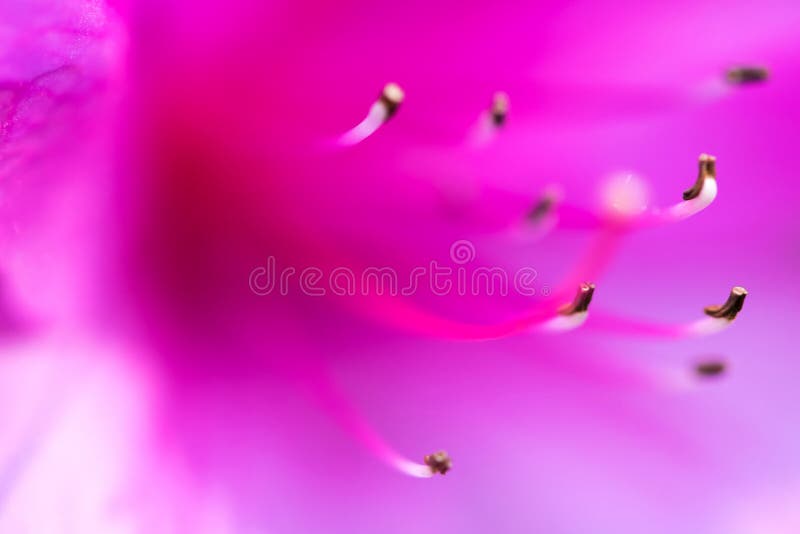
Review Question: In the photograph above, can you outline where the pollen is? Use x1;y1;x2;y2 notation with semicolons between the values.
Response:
424;451;452;475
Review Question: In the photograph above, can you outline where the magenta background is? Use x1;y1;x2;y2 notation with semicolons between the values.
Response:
2;0;800;532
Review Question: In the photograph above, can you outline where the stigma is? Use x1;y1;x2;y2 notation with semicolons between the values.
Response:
704;286;748;321
424;451;452;475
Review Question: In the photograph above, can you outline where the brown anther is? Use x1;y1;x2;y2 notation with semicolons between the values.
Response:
683;153;717;201
695;360;727;377
726;66;769;85
490;91;510;126
424;451;452;475
379;83;405;119
704;286;747;321
558;283;595;316
527;191;557;222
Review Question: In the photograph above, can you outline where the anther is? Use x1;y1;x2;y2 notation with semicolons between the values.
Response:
695;360;727;377
558;283;595;316
726;66;769;85
683;153;717;201
527;190;559;223
490;91;510;126
704;286;747;321
378;83;405;120
424;451;452;475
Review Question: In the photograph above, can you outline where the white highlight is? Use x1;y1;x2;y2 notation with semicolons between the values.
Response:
602;173;650;217
539;312;588;332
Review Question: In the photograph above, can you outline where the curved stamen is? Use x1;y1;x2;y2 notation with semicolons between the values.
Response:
541;154;719;231
703;286;747;320
726;66;769;85
361;283;592;339
311;372;444;478
338;83;405;146
540;282;596;332
586;285;748;338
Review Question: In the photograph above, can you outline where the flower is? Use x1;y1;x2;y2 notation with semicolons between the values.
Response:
2;0;800;532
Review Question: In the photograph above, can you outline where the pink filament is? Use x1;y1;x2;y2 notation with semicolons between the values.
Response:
308;372;433;478
341;227;624;340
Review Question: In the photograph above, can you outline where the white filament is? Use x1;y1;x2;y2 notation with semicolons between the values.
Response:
539;312;589;332
684;316;732;336
666;177;718;220
393;458;434;478
338;101;389;146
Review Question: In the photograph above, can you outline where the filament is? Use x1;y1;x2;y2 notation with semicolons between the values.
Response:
308;371;447;478
343;225;618;340
532;154;719;231
586;286;747;339
338;83;404;146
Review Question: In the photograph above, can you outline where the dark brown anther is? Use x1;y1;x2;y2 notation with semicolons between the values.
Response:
704;286;747;321
558;283;595;316
424;451;452;475
726;66;769;85
683;153;717;201
378;83;405;119
490;91;509;126
527;191;557;222
695;360;727;377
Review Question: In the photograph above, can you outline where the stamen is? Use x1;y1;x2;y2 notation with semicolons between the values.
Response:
695;360;727;377
527;188;560;223
657;153;718;221
468;91;510;146
540;283;595;332
558;282;595;315
311;372;443;478
521;186;564;240
586;285;748;338
338;83;405;146
704;286;747;320
682;153;716;201
535;155;719;231
726;66;769;85
490;91;510;127
424;451;452;475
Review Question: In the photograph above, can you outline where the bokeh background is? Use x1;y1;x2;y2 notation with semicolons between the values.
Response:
2;0;800;532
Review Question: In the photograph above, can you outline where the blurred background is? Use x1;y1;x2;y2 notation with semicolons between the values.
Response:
1;0;800;532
